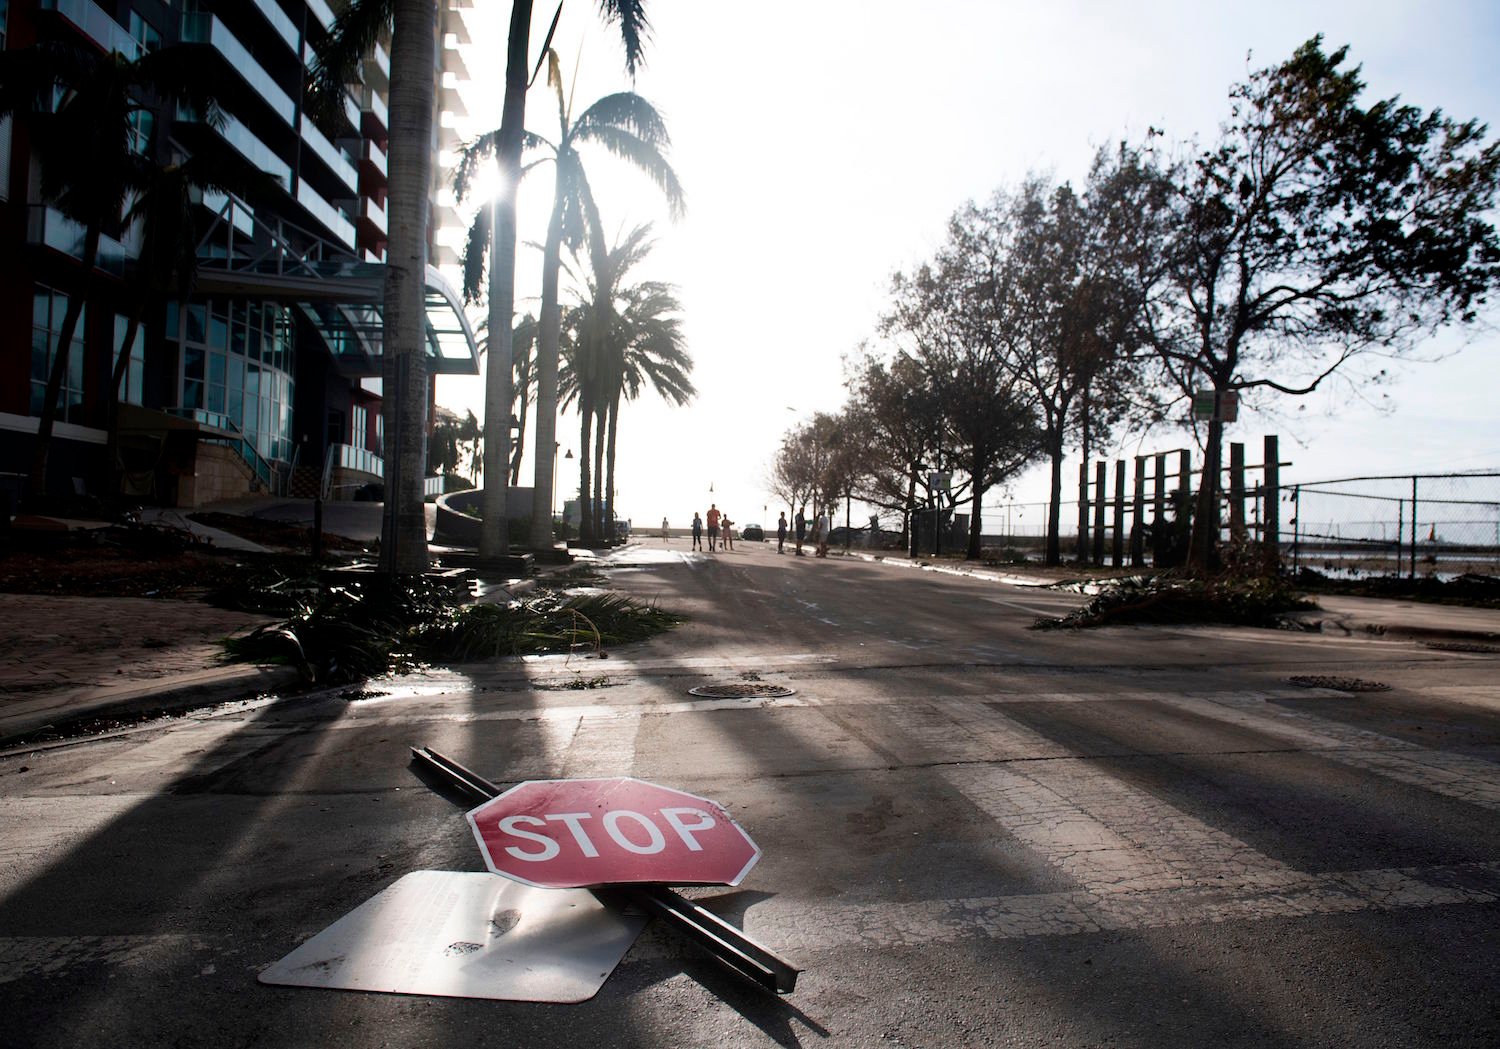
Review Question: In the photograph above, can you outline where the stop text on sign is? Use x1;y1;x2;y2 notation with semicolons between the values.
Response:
466;777;761;888
496;806;717;861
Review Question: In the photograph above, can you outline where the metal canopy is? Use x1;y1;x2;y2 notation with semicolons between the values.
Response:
193;262;480;376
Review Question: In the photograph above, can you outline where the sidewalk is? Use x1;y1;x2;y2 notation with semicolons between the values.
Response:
0;592;301;747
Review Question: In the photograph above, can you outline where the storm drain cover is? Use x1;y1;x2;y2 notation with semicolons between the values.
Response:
688;683;797;699
1288;675;1392;693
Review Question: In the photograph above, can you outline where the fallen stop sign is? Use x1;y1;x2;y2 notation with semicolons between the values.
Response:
466;777;761;889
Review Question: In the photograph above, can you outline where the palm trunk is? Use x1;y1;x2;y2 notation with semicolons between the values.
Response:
378;0;439;576
577;395;594;542
508;373;529;486
26;226;100;507
604;391;620;541
591;411;605;539
530;187;566;549
480;0;532;557
480;194;514;557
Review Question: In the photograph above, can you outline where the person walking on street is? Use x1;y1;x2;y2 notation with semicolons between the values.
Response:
794;505;807;556
691;512;703;551
661;516;670;542
706;504;721;552
816;507;831;557
776;511;788;554
722;514;734;551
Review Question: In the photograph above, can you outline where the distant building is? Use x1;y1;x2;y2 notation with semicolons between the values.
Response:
0;0;479;509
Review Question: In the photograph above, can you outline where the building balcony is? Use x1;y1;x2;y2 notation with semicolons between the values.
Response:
180;11;297;128
177;104;293;191
38;0;139;60
249;0;300;55
295;181;356;250
443;38;471;77
357;195;388;239
361;138;389;183
360;87;389;140
26;206;130;277
364;40;390;90
306;0;337;33
300;116;360;196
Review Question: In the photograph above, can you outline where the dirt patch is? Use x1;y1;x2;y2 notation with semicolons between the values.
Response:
0;525;318;599
189;512;369;553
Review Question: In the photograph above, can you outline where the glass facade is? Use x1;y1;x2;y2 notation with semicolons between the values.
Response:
166;298;296;464
32;288;86;423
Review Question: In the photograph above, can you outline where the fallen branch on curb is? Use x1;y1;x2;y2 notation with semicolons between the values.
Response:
1031;573;1317;630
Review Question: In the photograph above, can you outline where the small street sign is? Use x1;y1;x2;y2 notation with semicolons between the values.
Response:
1192;390;1238;421
466;777;761;889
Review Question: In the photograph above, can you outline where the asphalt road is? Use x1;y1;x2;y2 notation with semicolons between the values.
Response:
2;540;1498;1048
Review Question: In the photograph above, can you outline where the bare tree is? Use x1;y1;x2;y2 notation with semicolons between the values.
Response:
884;225;1044;559
1135;38;1500;569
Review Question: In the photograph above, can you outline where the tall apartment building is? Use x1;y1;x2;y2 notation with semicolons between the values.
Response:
0;0;479;509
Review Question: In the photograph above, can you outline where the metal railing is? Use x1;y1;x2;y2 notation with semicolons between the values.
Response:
319;443;442;500
167;407;288;495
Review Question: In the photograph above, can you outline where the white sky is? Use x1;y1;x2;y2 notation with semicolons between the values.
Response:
437;0;1500;532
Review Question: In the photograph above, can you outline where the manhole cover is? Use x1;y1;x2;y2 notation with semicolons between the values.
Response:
688;683;797;699
1288;675;1392;693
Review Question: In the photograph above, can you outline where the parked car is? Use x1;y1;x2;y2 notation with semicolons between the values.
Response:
740;522;765;542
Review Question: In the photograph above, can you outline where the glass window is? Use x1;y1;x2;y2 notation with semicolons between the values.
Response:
351;404;367;451
31;287;86;423
127;108;153;156
185;304;206;344
209;311;227;350
128;12;160;53
114;315;144;406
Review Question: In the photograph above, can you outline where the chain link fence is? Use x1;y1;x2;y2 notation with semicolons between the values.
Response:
972;469;1499;577
1286;472;1500;578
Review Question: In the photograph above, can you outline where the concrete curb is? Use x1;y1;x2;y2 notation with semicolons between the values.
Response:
0;663;304;750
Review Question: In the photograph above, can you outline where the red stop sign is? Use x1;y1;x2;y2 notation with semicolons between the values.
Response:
466;777;761;889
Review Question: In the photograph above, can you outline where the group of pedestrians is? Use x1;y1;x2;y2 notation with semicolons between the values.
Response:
775;504;829;557
688;503;736;552
670;501;828;558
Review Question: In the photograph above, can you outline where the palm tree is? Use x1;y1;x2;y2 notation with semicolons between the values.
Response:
456;48;683;552
492;2;652;555
0;39;223;506
600;279;693;538
563;226;693;540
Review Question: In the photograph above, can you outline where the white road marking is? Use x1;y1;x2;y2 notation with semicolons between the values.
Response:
942;758;1293;894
